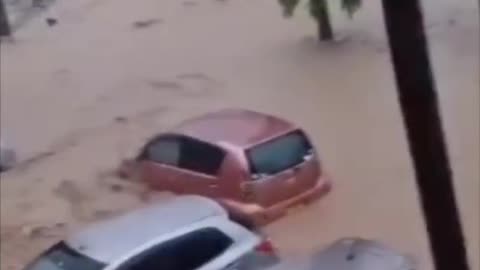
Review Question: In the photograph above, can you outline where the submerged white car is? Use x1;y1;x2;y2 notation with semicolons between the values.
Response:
267;238;416;270
23;195;279;270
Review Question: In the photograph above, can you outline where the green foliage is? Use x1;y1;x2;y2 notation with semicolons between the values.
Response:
278;0;300;17
308;0;325;20
277;0;362;19
342;0;362;18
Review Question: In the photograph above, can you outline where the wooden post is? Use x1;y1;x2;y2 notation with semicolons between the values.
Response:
0;0;10;36
381;0;470;270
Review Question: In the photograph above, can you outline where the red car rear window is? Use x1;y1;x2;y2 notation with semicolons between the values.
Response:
246;131;312;176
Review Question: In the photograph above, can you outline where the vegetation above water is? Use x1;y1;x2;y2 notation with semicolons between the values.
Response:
278;0;362;41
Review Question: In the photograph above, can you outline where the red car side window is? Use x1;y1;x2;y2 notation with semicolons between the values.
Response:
141;135;226;176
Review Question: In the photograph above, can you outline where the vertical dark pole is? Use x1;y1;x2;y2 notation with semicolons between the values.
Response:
381;1;470;270
0;0;10;36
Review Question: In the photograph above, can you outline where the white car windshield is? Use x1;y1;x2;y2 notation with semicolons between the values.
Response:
24;242;106;270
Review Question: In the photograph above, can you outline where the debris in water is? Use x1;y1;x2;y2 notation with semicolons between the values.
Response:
0;140;17;173
46;18;58;27
109;183;125;192
114;116;128;123
132;19;163;29
54;179;86;204
21;222;66;239
116;159;138;180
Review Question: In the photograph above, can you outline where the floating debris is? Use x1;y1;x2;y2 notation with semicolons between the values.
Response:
132;18;163;29
21;222;66;239
46;17;58;26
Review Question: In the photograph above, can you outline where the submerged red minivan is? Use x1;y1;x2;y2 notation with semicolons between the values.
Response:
120;109;332;225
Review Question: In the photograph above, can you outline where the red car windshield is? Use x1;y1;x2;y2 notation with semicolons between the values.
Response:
24;242;106;270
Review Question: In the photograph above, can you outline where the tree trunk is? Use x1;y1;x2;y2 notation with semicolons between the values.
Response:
382;0;470;270
0;0;10;36
317;0;333;41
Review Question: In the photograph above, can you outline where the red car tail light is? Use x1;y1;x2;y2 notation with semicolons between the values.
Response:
255;238;277;255
241;182;255;201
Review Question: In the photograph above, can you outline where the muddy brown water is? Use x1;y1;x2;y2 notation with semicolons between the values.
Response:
1;0;478;269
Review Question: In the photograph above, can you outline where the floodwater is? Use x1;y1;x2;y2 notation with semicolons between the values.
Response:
1;0;478;269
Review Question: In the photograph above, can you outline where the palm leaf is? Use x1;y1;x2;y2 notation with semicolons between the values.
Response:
308;0;325;20
278;0;301;17
341;0;362;18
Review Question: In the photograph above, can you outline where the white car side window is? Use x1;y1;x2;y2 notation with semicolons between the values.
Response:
115;228;234;270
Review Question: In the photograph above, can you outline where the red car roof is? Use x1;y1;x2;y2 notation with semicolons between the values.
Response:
172;109;296;148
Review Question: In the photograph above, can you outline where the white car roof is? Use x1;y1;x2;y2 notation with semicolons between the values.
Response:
65;195;229;264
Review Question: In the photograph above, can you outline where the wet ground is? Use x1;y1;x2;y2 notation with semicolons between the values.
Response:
1;0;478;269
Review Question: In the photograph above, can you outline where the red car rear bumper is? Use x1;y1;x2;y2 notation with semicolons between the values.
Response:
221;174;333;226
